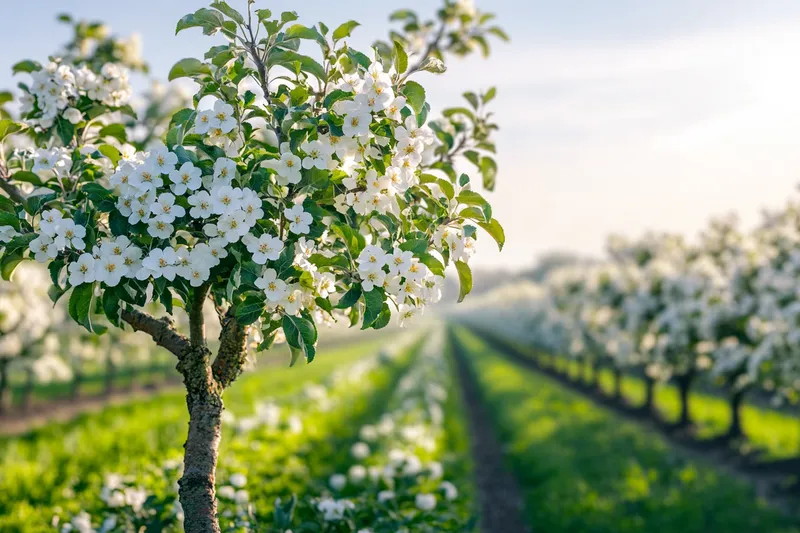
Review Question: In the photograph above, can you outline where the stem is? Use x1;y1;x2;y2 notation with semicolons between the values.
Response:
404;20;448;79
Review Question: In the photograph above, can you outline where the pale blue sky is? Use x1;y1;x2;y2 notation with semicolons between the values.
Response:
3;1;800;269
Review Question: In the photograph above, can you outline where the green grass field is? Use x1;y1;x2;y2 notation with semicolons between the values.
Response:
452;325;800;533
501;336;800;460
0;336;397;532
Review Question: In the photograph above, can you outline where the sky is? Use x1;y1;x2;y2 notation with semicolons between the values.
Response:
2;1;800;270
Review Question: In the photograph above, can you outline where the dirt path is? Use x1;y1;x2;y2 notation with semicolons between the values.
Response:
0;382;183;437
450;330;531;533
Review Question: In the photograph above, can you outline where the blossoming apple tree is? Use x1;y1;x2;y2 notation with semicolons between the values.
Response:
0;1;506;531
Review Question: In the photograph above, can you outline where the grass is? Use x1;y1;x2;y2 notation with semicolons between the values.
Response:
509;341;800;460
0;336;392;532
452;325;800;533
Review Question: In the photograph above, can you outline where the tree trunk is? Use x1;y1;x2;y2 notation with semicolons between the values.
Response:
676;372;694;427
71;359;82;399
104;356;115;396
180;384;223;533
643;375;655;413
0;359;11;414
22;366;35;411
727;388;746;440
590;359;600;389
613;367;622;400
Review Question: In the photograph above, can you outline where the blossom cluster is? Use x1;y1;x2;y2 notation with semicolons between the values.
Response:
21;61;132;128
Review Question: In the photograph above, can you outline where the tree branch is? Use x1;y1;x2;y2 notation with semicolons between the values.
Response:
406;20;448;76
121;307;190;358
0;164;25;204
211;311;248;389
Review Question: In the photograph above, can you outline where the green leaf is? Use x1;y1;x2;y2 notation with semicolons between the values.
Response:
332;20;360;41
332;223;365;256
455;260;473;303
372;303;392;330
480;156;497;191
9;170;41;186
361;288;385;329
284;24;327;48
269;50;326;81
393;40;408;74
418;252;445;276
235;292;267;326
168;58;212;81
418;57;446;74
0;212;21;231
11;60;41;74
109;210;129;237
210;1;244;24
24;193;56;215
3;233;36;255
323;89;352;109
463;91;480;110
443;107;476;122
402;81;426;117
482;87;497;104
282;314;317;364
98;124;127;143
281;11;299;23
102;288;121;327
436;179;454;200
399;239;428;255
69;283;97;332
98;145;121;166
457;190;488;208
55;116;74;145
478;218;505;251
0;119;26;141
175;8;225;35
336;285;362;309
488;26;511;42
0;249;23;281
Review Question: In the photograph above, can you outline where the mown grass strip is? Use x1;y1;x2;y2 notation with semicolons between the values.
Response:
452;325;800;533
488;332;800;461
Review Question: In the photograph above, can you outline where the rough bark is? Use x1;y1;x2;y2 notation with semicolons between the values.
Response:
676;372;694;427
122;288;250;533
590;360;600;389
0;358;11;414
613;367;623;400
22;366;35;411
727;388;747;440
212;313;248;389
121;307;190;357
104;356;116;396
643;375;655;413
177;344;222;533
71;359;83;399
